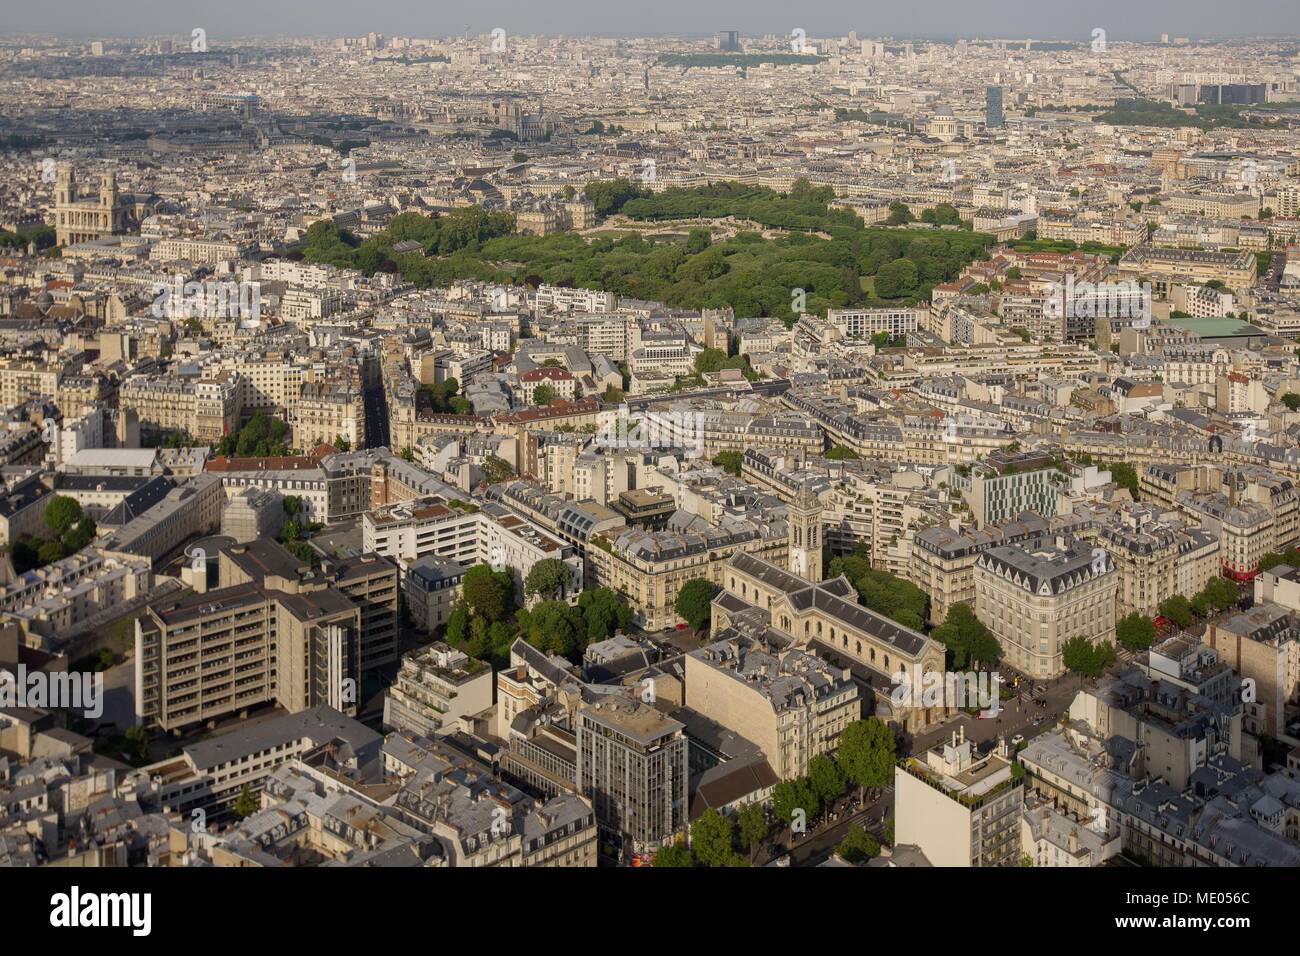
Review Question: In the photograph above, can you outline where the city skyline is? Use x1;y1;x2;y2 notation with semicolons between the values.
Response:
0;3;1298;916
4;0;1300;41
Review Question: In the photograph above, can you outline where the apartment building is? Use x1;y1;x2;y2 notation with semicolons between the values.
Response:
534;284;616;314
1176;527;1222;600
405;555;466;633
1176;485;1274;581
954;449;1062;528
0;361;59;408
294;381;365;450
0;428;47;470
205;352;307;417
1205;603;1300;737
535;433;587;495
220;539;401;676
150;237;244;264
1020;793;1120;867
142;705;381;819
570;314;634;360
575;697;689;858
909;515;1048;625
55;369;111;411
0;473;53;547
0;547;151;640
1069;672;1244;791
279;288;343;322
782;392;1016;468
895;728;1023;867
388;734;597;867
362;495;578;598
363;496;482;568
135;581;361;732
495;638;578;738
120;374;241;443
974;537;1119;678
659;411;823;460
1037;214;1146;246
1096;508;1182;618
382;641;493;737
819;469;934;576
1171;283;1236;318
685;628;860;780
826;307;922;340
208;752;445;867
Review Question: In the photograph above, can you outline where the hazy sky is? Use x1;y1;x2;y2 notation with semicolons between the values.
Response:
5;0;1300;41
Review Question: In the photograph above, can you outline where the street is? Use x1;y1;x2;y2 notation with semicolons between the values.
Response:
762;787;893;867
909;671;1084;756
363;382;391;450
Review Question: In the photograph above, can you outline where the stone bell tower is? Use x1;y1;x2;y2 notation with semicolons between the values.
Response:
788;481;824;582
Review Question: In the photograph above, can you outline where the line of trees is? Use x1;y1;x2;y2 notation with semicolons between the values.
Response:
655;717;897;867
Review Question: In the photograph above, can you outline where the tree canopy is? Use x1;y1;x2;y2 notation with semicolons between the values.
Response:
930;603;1001;670
1116;612;1156;653
461;564;515;623
524;558;572;601
297;182;994;324
837;718;897;792
675;579;719;631
1061;636;1116;678
216;410;292;457
836;824;881;864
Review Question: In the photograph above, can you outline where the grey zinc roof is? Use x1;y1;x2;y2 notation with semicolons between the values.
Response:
183;705;380;772
977;539;1106;596
728;551;929;656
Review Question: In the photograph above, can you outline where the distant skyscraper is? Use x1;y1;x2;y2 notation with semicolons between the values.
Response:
717;30;740;53
986;85;1004;129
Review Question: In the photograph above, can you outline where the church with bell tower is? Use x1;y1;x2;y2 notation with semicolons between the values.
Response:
787;481;824;582
54;165;137;246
